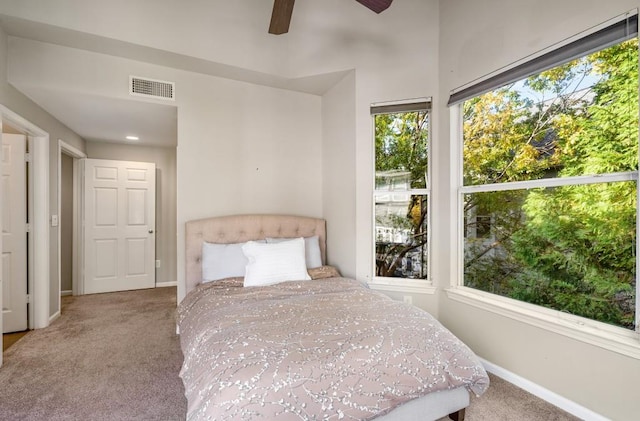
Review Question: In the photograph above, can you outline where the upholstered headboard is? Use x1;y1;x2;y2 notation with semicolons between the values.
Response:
185;214;326;294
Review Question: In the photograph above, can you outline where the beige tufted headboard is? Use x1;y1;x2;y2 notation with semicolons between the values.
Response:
185;214;326;294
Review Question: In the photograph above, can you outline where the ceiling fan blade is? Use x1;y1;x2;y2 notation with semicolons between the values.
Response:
355;0;393;14
269;0;295;35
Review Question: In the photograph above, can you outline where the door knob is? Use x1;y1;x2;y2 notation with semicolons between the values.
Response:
149;229;154;234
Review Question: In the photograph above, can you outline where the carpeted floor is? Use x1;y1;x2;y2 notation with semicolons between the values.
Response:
0;287;580;421
0;287;187;421
438;375;580;421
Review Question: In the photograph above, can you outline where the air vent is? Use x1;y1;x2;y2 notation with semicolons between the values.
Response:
129;76;175;100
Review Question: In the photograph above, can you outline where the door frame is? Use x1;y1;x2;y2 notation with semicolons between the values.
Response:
0;104;50;333
57;140;86;303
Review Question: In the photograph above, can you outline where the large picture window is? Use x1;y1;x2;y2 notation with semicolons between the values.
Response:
372;100;431;281
452;15;639;331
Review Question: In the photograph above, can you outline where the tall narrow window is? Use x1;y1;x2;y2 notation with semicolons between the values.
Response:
451;14;639;331
372;100;431;281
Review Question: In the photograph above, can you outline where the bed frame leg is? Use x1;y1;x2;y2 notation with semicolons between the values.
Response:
448;408;465;421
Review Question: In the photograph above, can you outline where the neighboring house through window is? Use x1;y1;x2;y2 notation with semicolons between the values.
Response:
372;100;431;285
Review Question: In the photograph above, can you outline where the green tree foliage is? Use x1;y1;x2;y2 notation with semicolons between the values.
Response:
375;111;429;278
463;39;638;329
375;111;429;188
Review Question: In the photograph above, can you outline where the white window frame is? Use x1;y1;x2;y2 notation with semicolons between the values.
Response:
369;99;435;294
446;13;640;359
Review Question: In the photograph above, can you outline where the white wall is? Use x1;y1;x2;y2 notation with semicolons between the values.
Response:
321;71;356;277
350;4;441;314
2;0;441;309
4;37;325;302
175;74;323;300
437;1;640;419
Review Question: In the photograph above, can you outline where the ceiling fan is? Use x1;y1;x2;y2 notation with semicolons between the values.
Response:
269;0;393;35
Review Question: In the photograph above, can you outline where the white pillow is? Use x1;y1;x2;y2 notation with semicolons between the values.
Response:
201;240;264;282
265;235;323;268
242;238;311;287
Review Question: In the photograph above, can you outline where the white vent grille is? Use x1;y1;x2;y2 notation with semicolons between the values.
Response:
129;76;175;100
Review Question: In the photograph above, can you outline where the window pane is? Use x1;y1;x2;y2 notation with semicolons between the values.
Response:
463;39;638;186
375;111;429;189
375;194;428;279
464;181;636;329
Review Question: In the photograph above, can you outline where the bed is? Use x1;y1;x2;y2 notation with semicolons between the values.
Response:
179;214;489;421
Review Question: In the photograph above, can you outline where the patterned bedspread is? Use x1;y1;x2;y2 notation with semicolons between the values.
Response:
177;277;489;420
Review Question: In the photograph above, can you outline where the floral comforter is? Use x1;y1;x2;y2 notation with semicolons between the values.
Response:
177;277;489;420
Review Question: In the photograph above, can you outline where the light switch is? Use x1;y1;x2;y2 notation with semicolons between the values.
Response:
51;215;59;227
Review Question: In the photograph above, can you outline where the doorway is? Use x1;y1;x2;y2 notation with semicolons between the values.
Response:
57;141;85;303
60;153;74;297
0;105;50;368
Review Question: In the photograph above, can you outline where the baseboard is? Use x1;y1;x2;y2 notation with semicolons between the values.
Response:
156;281;177;288
60;290;72;296
49;310;61;324
480;358;609;421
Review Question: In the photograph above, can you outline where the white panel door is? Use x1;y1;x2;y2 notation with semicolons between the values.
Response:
2;134;27;333
84;159;156;294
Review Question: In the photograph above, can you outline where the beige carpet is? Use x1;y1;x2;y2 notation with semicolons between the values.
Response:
438;374;580;421
0;287;580;421
0;287;187;421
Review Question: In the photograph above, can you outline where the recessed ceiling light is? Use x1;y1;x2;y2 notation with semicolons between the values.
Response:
125;135;139;141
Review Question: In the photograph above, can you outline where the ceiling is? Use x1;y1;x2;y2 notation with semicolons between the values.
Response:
16;86;178;147
0;0;400;148
0;14;182;147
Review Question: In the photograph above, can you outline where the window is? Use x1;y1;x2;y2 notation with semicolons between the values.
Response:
451;14;639;333
372;100;431;282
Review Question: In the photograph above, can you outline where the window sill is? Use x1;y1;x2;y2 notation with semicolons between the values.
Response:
367;277;436;294
446;286;640;359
